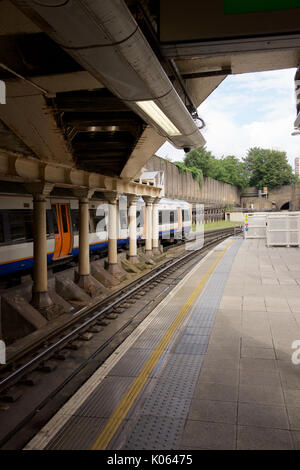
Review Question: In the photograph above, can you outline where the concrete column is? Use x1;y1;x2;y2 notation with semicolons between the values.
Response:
27;183;54;311
73;188;95;289
79;197;90;274
105;192;121;274
108;200;118;264
127;195;139;264
143;196;154;254
152;198;160;254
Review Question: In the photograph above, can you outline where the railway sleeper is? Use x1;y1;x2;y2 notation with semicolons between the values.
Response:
96;319;110;326
79;332;94;341
0;386;23;402
112;307;125;314
54;349;71;361
66;340;83;350
19;372;41;386
88;325;103;334
38;360;58;373
105;313;119;320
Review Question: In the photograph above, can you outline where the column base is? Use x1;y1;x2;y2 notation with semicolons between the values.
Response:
76;273;99;297
31;291;59;320
145;249;153;256
31;291;53;310
127;255;139;265
152;246;161;255
104;261;126;281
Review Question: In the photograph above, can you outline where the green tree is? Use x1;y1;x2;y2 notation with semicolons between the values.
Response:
217;155;249;190
183;147;216;177
174;161;203;187
243;147;297;189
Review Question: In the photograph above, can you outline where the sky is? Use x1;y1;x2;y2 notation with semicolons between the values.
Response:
156;68;299;169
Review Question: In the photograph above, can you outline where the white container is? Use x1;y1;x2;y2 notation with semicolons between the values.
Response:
266;214;300;247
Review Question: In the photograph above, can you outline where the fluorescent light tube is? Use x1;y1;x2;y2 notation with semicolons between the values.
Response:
135;100;181;136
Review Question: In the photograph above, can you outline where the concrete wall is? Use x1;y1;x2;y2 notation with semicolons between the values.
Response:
241;186;294;210
145;155;240;207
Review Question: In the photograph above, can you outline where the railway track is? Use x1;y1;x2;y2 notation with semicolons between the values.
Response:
0;226;241;449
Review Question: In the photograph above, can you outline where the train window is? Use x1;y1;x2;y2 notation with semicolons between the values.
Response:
170;211;174;223
90;209;107;233
46;210;51;236
8;210;33;242
52;206;59;234
159;211;162;225
119;210;127;229
71;209;79;234
0;214;4;243
182;209;190;221
61;205;69;233
161;210;170;224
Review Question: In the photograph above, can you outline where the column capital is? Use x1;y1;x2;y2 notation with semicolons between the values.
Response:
104;191;121;204
73;187;95;200
143;196;155;206
127;194;140;206
152;197;161;205
26;182;54;200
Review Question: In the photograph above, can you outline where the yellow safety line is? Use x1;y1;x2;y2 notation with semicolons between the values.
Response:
90;239;235;450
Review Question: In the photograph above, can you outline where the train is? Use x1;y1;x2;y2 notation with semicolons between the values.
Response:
0;191;191;277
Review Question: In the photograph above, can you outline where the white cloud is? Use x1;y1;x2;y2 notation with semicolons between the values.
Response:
156;68;300;168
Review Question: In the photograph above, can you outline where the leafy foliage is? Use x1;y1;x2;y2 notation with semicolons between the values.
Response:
243;147;298;190
174;161;203;188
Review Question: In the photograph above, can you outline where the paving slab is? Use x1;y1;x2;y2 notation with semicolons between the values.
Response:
188;399;237;424
237;425;294;450
238;403;289;429
180;420;237;450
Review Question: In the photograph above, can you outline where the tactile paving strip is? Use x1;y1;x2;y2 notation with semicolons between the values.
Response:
184;326;211;335
173;342;208;355
141;393;191;419
154;353;202;381
122;416;186;450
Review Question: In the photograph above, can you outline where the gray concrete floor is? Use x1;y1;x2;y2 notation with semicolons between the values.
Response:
180;238;300;450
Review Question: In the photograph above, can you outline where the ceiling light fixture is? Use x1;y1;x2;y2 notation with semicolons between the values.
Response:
135;100;181;136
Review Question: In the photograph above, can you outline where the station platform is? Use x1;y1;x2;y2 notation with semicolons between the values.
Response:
24;237;300;450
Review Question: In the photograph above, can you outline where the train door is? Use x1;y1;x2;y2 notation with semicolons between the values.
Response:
52;203;72;259
177;208;182;229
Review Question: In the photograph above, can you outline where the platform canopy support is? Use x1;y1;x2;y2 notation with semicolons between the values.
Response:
127;195;139;264
26;182;54;312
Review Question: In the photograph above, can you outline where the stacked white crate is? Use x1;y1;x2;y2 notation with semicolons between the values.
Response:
244;213;269;239
266;214;300;247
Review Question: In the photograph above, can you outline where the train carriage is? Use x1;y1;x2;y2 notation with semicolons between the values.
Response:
0;192;191;277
